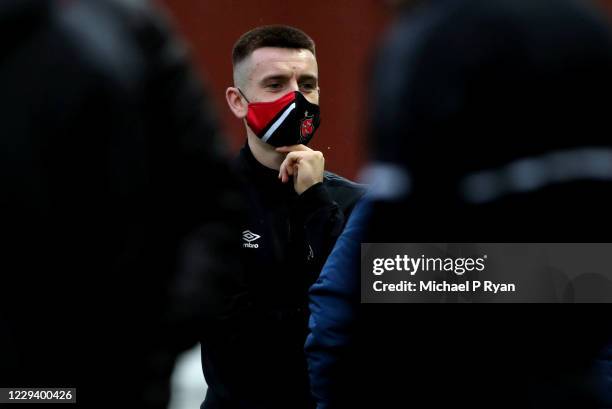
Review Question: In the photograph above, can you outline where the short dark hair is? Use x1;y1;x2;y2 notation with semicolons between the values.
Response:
232;25;316;66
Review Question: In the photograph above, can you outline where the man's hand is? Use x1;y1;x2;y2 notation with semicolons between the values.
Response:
276;145;325;195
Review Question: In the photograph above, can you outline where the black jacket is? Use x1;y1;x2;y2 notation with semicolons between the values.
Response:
200;145;365;409
0;0;242;407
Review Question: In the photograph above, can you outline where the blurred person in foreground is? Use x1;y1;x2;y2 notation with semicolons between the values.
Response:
197;25;365;409
306;0;612;407
0;0;243;407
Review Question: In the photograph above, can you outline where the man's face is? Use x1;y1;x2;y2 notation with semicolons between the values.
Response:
238;47;319;105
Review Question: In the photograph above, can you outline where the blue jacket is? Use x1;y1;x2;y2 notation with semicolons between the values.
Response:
594;344;612;407
305;195;612;408
304;199;370;409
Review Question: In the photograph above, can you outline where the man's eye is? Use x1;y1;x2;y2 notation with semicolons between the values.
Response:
267;83;282;89
300;83;316;92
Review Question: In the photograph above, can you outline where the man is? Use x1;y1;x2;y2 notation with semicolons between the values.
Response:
305;0;612;408
0;0;242;407
199;25;365;409
360;0;612;407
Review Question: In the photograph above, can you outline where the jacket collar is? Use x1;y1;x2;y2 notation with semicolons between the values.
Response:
238;143;296;195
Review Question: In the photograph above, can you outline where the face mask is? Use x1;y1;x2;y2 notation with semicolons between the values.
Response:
239;89;321;147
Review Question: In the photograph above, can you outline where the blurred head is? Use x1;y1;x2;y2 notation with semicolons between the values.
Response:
384;0;425;11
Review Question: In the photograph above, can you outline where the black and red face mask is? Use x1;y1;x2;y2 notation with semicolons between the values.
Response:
239;90;321;147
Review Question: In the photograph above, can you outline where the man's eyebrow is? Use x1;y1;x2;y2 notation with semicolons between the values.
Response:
260;74;291;84
259;73;319;84
298;74;318;83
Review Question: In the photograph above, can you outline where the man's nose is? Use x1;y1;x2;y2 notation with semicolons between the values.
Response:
288;79;300;92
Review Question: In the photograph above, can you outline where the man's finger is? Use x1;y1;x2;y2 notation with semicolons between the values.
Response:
275;144;312;153
279;161;288;182
279;154;298;183
282;152;305;182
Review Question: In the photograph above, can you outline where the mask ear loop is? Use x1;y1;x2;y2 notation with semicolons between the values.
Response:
237;88;250;103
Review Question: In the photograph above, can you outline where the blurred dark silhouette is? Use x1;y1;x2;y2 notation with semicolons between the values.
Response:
0;0;244;407
359;0;612;407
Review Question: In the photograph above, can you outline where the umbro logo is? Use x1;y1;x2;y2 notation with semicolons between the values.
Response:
242;230;260;242
242;230;260;248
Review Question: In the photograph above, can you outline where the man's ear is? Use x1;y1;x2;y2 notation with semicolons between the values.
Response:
226;87;248;119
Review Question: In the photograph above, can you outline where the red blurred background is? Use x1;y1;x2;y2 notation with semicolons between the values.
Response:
157;0;612;180
157;0;390;179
